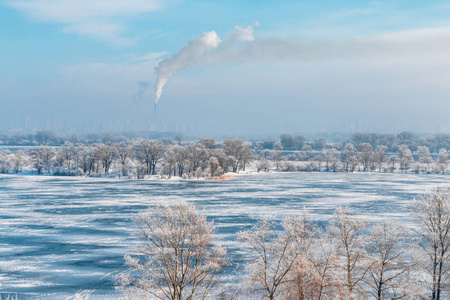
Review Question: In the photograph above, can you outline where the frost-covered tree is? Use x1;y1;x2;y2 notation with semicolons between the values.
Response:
198;138;217;150
313;138;327;151
77;144;90;173
256;149;271;172
133;139;165;175
119;201;228;300
300;145;313;162
54;149;66;170
436;148;448;174
239;218;300;299
365;221;415;300
222;138;253;172
59;142;75;169
331;207;371;300
187;143;208;174
163;146;177;178
0;150;13;173
359;143;374;172
341;143;358;172
388;155;397;173
324;148;340;172
412;188;450;300
397;145;414;173
273;141;284;171
283;212;319;300
294;135;306;150
210;148;232;174
256;157;270;173
305;229;341;299
71;144;85;170
12;150;27;173
280;134;295;150
116;141;132;176
374;145;388;172
418;146;434;173
173;145;190;177
207;157;223;177
29;146;55;174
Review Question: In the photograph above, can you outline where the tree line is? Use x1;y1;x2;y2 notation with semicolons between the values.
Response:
0;136;448;177
119;188;450;300
1;131;450;153
0;138;252;178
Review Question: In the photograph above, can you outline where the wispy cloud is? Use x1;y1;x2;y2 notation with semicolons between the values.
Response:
6;0;165;45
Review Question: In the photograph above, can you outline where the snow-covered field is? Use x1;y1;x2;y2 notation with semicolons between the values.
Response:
0;173;449;299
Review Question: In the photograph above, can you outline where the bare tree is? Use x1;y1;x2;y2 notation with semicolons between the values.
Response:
256;156;271;172
60;142;75;169
341;143;357;172
273;141;284;171
306;230;341;300
283;211;319;300
95;143;117;173
374;145;388;172
119;201;228;300
359;143;374;172
0;150;13;173
133;139;166;175
29;146;55;174
324;148;340;172
208;157;223;177
210;148;232;174
12;150;27;173
72;143;85;170
239;218;299;299
300;145;313;162
418;146;434;173
187;143;208;174
163;146;177;178
365;221;415;300
173;145;190;177
397;145;414;173
116;141;132;176
331;207;372;300
436;149;448;174
412;188;450;300
222;138;253;173
388;155;396;173
198;138;217;150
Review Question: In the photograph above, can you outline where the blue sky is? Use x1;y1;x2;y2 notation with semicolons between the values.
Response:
2;0;450;135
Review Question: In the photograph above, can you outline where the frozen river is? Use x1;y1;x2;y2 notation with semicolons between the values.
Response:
0;173;449;299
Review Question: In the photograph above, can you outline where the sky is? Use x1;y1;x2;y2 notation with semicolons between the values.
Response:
1;0;450;136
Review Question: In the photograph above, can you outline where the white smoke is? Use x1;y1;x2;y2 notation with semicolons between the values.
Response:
154;24;450;104
154;31;221;104
154;25;257;104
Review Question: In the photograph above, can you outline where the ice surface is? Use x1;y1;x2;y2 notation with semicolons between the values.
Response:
0;173;448;298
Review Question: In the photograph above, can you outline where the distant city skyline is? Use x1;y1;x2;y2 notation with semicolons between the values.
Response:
5;115;450;137
2;0;450;135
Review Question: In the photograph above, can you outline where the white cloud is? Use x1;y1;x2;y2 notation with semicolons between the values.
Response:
6;0;164;44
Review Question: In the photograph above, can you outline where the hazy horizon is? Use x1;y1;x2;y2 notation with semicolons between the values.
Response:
2;0;450;135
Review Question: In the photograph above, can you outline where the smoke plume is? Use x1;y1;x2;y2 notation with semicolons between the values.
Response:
154;23;450;104
154;31;221;104
154;25;256;104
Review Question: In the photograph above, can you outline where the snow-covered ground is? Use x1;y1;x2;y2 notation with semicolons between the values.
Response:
0;173;449;299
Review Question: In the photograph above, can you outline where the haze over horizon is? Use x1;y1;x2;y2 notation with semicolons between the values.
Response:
2;0;450;135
